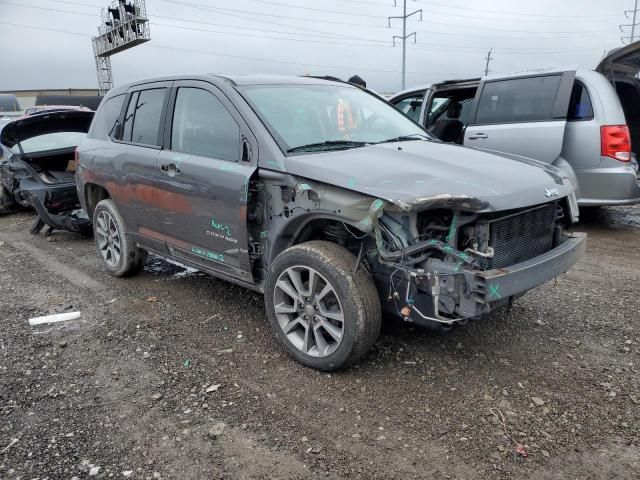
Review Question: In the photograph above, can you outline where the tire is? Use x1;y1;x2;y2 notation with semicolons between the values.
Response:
93;199;146;277
264;241;381;371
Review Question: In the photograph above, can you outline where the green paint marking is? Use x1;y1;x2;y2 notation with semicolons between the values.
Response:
347;177;356;188
211;218;232;237
260;230;268;239
183;359;191;368
220;163;242;172
446;212;457;243
455;261;464;272
191;246;225;262
488;284;501;300
372;199;384;210
443;245;454;253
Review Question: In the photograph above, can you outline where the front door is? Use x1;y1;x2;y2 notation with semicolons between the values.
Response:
463;71;576;164
154;81;257;283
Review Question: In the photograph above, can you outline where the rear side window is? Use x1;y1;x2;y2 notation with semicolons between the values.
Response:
170;87;240;161
475;75;562;124
92;93;124;138
121;88;166;145
392;93;424;122
567;82;594;120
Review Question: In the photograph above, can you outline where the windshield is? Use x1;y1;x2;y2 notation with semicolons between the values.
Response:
241;84;429;153
10;131;87;154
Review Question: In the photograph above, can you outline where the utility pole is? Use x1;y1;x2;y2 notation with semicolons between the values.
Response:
620;0;640;44
388;0;422;90
484;48;493;76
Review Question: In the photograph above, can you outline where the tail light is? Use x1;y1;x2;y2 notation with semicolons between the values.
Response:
601;125;631;162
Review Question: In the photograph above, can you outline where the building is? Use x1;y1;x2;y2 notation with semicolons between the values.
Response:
0;88;100;110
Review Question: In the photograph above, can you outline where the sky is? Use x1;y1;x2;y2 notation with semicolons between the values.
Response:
0;0;634;94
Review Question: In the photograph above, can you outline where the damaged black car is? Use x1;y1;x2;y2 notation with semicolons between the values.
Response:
0;108;94;235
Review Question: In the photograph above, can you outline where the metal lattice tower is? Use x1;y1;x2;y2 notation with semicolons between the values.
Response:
92;0;151;95
620;0;640;45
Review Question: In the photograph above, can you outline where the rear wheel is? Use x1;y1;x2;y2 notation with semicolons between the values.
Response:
93;199;146;277
265;241;381;371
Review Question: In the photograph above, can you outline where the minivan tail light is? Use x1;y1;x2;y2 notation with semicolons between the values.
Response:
601;125;631;162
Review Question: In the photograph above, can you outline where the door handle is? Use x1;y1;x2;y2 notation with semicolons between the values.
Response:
468;133;488;140
160;163;180;176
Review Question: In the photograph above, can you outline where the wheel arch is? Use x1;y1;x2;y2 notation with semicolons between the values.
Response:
265;213;368;266
84;183;111;220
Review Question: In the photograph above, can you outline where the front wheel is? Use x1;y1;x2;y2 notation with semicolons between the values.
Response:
93;199;146;277
264;241;381;371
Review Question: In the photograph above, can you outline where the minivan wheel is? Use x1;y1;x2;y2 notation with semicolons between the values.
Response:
265;241;381;371
93;199;146;277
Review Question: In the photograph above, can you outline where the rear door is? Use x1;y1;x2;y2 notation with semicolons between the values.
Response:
111;82;171;234
154;80;257;283
463;72;576;163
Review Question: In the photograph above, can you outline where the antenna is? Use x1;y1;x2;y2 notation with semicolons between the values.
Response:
92;0;151;95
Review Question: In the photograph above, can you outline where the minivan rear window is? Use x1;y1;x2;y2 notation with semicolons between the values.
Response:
475;75;562;124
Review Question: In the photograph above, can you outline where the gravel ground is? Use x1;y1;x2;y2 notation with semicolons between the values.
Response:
1;206;639;479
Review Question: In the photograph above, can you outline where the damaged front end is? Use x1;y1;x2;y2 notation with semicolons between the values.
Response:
365;196;586;329
251;172;585;330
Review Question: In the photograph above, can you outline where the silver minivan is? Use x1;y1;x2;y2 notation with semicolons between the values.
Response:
390;43;640;207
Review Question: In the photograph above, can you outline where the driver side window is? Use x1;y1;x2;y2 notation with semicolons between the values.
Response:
170;87;240;162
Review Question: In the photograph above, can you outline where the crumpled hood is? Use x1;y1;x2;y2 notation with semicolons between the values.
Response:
0;109;94;149
279;140;574;211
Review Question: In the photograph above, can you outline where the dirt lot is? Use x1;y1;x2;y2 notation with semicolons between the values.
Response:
1;207;639;480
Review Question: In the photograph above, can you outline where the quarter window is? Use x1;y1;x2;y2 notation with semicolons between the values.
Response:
567;82;594;120
100;94;125;138
475;75;562;124
170;87;240;161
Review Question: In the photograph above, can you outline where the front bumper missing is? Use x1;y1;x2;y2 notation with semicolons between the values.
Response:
474;232;586;302
400;232;587;324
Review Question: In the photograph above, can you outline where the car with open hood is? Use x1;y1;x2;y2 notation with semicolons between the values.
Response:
390;42;640;208
0;108;94;234
76;74;586;370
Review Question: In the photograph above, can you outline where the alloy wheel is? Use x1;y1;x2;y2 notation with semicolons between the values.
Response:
273;265;345;358
95;210;122;268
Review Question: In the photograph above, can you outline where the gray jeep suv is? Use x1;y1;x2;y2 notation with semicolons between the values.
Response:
76;74;586;370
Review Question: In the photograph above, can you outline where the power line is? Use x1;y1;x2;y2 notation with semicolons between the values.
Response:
1;0;614;56
165;0;618;36
0;19;478;77
415;0;621;19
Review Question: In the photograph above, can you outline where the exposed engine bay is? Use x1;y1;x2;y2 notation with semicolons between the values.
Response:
247;172;584;331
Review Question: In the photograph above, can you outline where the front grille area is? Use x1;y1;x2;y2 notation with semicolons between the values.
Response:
487;203;557;269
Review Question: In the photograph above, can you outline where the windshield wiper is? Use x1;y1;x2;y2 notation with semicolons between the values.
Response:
287;140;369;153
375;133;433;144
